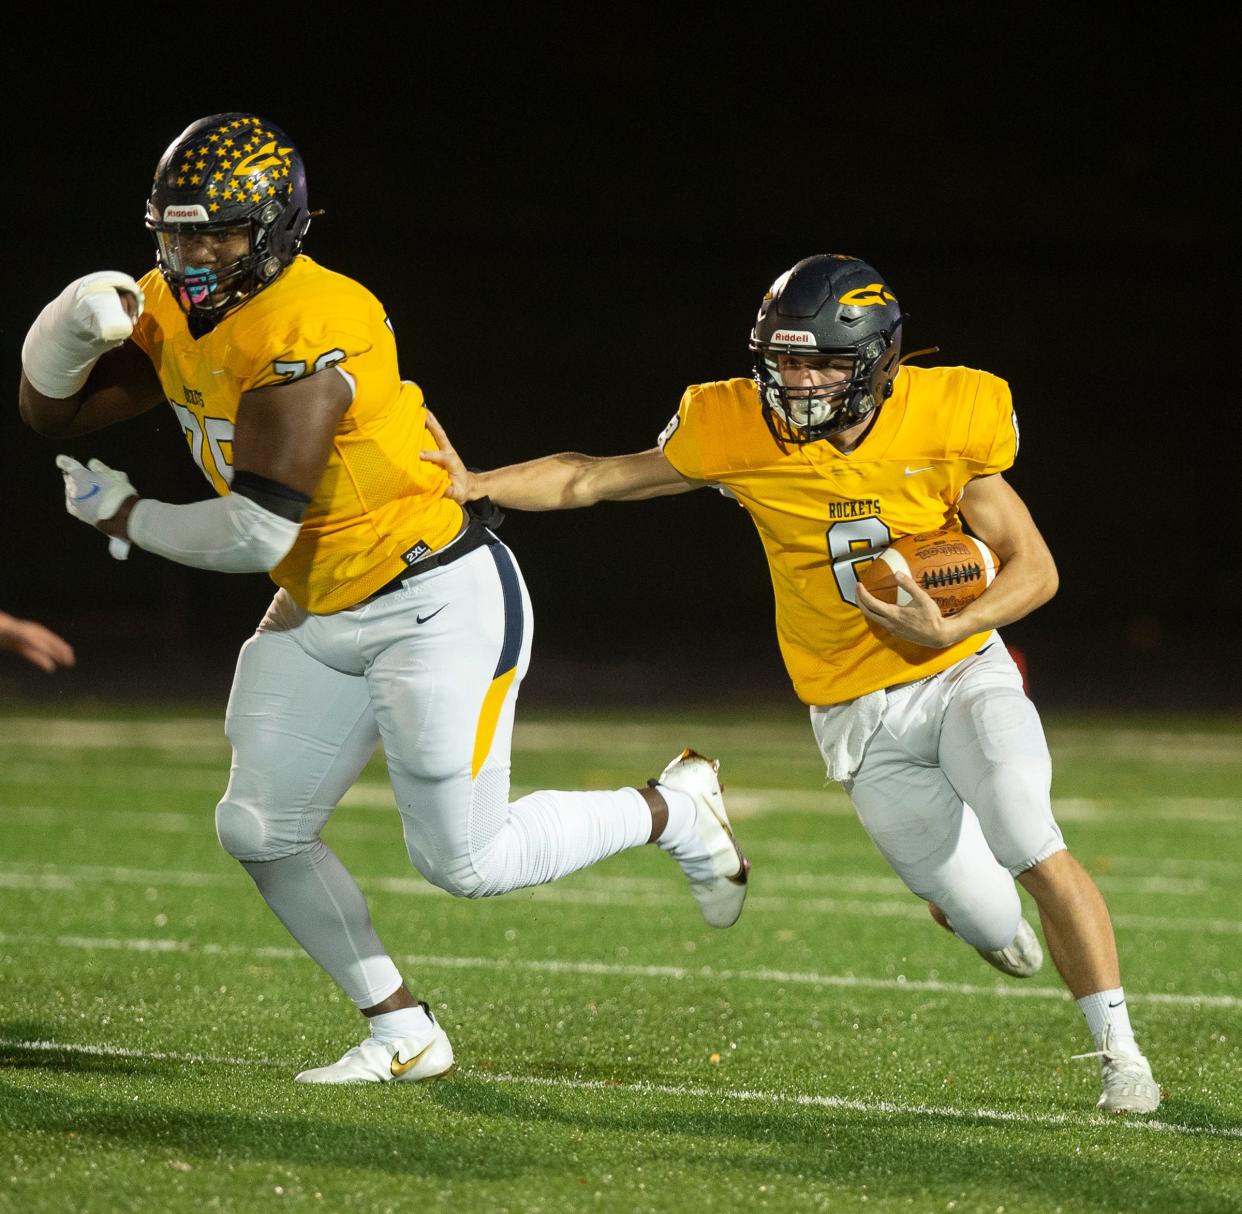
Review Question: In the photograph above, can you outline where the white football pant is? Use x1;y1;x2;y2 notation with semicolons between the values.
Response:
818;639;1065;951
215;541;652;1008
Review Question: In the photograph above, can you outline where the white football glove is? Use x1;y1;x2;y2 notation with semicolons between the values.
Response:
22;272;145;399
56;455;137;561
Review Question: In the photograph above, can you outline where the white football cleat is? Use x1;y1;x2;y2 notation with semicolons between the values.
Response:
653;749;749;928
975;916;1044;978
294;1004;455;1085
1073;1026;1161;1114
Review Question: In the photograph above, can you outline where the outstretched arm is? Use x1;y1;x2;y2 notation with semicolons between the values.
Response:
0;612;75;672
421;410;699;510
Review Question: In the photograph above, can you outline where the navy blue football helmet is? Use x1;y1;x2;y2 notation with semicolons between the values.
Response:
750;255;905;444
146;113;311;325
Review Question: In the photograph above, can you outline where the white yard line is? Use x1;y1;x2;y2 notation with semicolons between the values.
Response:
0;719;228;752
0;859;1238;928
5;782;1239;825
4;717;1240;762
2;930;1239;1010
1;1037;1237;1142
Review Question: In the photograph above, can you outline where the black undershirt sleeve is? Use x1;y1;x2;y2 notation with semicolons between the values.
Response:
231;470;312;523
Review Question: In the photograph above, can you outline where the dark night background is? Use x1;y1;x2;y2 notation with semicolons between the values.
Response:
1;21;1236;711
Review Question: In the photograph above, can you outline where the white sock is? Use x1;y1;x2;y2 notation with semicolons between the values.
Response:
1077;988;1139;1056
463;783;654;895
653;786;698;853
367;1004;434;1045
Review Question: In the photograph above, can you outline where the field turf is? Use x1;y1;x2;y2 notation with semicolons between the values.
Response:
1;705;1240;1212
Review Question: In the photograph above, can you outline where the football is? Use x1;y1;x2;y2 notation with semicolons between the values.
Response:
860;528;999;617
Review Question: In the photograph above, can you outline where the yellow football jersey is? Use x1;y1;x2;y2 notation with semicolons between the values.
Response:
659;365;1018;705
130;256;463;613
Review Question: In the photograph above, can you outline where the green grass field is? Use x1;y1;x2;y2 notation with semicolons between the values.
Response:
2;705;1240;1213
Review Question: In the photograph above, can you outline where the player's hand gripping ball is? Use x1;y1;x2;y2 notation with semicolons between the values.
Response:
860;529;999;617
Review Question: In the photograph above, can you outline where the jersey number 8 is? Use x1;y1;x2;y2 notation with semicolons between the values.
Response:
826;517;892;605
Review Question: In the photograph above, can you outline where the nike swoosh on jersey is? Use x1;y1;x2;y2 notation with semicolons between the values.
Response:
904;466;933;476
416;605;448;625
390;1041;434;1077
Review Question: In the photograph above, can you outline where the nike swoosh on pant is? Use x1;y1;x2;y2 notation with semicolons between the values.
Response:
416;605;448;625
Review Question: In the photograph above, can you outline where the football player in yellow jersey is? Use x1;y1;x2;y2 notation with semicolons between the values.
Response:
423;253;1161;1114
17;113;750;1085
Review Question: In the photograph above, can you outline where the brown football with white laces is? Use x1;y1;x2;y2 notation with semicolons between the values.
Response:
860;529;999;617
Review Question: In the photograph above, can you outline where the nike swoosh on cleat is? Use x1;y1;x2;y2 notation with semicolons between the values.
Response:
416;605;448;625
390;1041;433;1077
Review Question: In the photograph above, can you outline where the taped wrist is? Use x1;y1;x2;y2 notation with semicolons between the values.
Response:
127;492;302;573
21;272;143;399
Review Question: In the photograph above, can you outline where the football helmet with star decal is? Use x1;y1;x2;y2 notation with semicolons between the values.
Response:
749;254;905;445
145;113;311;328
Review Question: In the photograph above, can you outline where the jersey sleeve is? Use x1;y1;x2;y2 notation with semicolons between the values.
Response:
656;384;709;481
227;312;376;392
963;370;1018;475
218;268;381;393
657;380;767;482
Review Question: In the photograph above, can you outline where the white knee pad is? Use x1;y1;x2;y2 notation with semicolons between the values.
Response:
422;865;489;900
401;766;509;899
937;877;1022;952
216;797;276;862
972;763;1065;874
